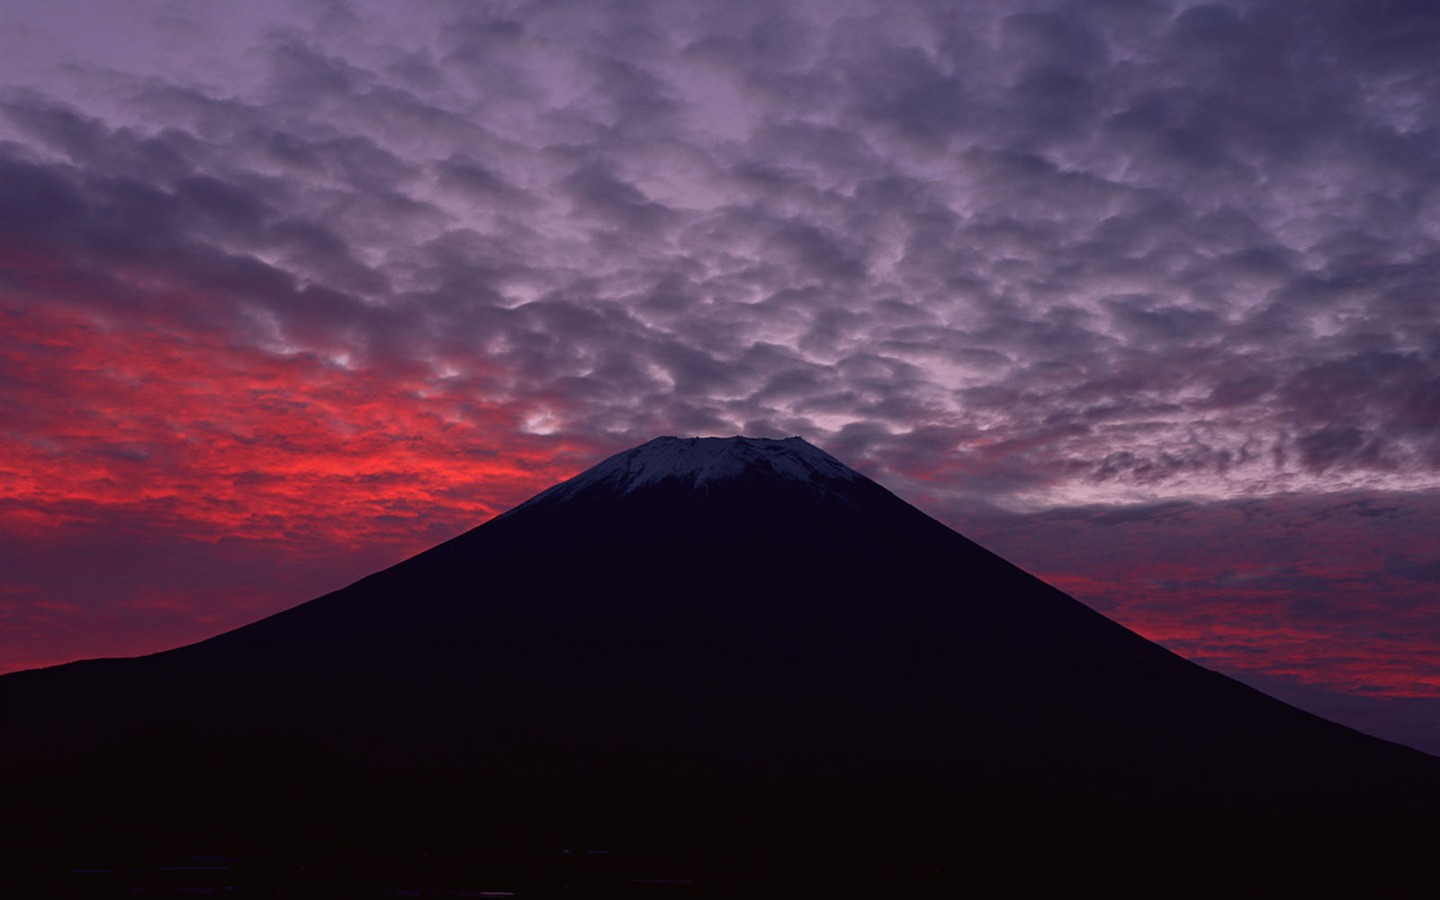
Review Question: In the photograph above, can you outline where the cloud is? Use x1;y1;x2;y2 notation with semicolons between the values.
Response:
965;489;1440;699
4;1;1437;509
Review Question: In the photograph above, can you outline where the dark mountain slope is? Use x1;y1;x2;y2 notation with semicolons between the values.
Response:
4;436;1436;893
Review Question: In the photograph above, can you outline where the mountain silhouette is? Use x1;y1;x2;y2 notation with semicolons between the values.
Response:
4;436;1437;895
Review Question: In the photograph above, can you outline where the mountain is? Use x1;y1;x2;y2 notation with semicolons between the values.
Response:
4;436;1437;895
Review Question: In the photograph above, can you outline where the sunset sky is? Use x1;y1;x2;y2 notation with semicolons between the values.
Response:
2;0;1436;753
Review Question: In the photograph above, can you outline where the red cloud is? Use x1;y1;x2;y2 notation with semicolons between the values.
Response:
1;268;605;671
970;499;1440;701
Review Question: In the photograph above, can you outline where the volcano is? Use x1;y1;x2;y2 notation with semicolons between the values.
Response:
4;436;1436;894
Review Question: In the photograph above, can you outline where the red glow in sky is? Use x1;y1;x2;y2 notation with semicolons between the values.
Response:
1;292;597;671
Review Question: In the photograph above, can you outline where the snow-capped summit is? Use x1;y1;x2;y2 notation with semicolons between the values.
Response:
586;435;861;490
505;435;864;514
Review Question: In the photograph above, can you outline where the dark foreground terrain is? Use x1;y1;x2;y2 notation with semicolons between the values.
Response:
5;438;1437;896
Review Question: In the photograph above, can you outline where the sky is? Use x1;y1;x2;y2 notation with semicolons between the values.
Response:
1;0;1436;754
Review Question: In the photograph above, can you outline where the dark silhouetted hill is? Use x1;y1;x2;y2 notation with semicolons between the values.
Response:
4;437;1436;895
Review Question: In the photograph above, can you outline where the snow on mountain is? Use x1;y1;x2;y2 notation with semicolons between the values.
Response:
503;436;864;516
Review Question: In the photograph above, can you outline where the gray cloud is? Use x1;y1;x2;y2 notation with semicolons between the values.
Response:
2;0;1436;512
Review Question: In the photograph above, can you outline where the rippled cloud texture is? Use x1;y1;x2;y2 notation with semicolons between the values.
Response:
3;0;1437;752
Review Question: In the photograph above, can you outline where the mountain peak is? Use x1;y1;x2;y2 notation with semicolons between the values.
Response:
607;435;860;487
504;435;863;515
